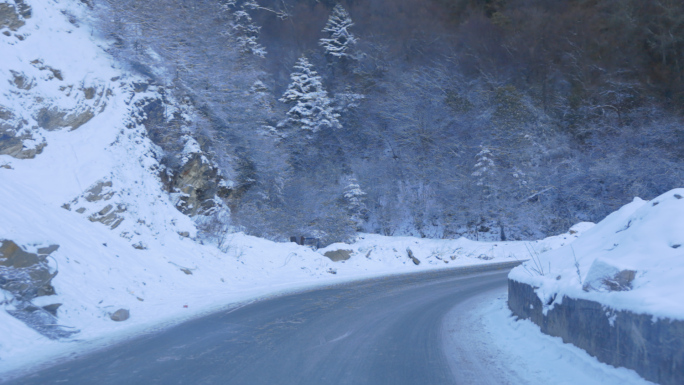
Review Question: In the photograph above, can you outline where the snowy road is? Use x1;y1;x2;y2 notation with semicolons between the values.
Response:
7;264;518;385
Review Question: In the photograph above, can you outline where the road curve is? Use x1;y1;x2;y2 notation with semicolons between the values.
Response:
4;262;519;385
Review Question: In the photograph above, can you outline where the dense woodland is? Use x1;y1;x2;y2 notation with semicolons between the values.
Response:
93;0;684;244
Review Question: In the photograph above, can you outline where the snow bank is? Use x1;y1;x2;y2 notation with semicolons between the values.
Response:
510;189;684;320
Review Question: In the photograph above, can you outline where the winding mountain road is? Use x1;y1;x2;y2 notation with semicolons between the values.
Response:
5;262;519;385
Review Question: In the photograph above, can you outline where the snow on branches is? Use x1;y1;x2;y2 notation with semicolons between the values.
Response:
319;4;357;59
472;145;497;197
224;0;267;57
280;57;340;132
343;177;368;230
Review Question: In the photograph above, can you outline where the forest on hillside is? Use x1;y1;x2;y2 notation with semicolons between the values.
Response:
91;0;684;244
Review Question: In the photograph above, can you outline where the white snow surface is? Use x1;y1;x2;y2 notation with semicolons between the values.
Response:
510;189;684;320
444;288;654;385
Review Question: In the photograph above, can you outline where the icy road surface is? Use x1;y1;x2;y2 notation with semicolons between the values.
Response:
3;262;648;385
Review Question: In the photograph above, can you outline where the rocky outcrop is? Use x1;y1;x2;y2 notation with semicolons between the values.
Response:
0;106;46;159
1;56;110;159
130;92;232;219
88;203;127;229
63;180;127;229
0;240;58;300
0;240;76;339
29;59;63;81
508;278;684;385
13;0;31;20
0;1;29;32
10;69;33;90
169;152;231;217
36;106;95;131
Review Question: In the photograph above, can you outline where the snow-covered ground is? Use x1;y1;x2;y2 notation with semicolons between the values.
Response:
444;289;655;385
510;189;684;320
1;0;676;383
0;0;589;378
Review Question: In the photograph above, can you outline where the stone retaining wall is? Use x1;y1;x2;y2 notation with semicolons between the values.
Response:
508;278;684;385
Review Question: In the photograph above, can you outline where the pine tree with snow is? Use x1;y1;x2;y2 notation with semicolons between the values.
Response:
280;57;340;132
472;145;497;198
343;177;367;230
225;0;267;57
319;4;357;60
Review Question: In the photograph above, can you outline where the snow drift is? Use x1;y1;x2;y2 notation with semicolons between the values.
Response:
510;188;684;320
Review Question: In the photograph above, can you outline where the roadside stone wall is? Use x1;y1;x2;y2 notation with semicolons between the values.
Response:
508;278;684;385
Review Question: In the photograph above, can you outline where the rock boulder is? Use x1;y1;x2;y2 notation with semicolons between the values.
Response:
324;249;352;262
110;309;130;322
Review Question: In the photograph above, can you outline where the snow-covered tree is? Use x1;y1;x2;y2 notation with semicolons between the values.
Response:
319;4;357;59
343;177;367;230
472;145;497;198
225;0;267;57
280;57;340;132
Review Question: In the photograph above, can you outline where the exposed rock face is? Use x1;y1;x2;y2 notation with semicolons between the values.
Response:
10;70;33;90
508;278;684;385
0;106;46;159
0;2;27;31
88;203;126;228
84;180;115;201
29;60;63;80
26;61;102;132
324;249;352;262
1;57;110;159
36;106;95;131
170;153;230;217
63;180;127;229
0;240;58;300
13;0;31;19
0;240;75;339
110;308;130;322
131;94;233;219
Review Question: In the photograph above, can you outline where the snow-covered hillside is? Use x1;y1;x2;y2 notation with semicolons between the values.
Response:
0;0;592;376
510;188;684;320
